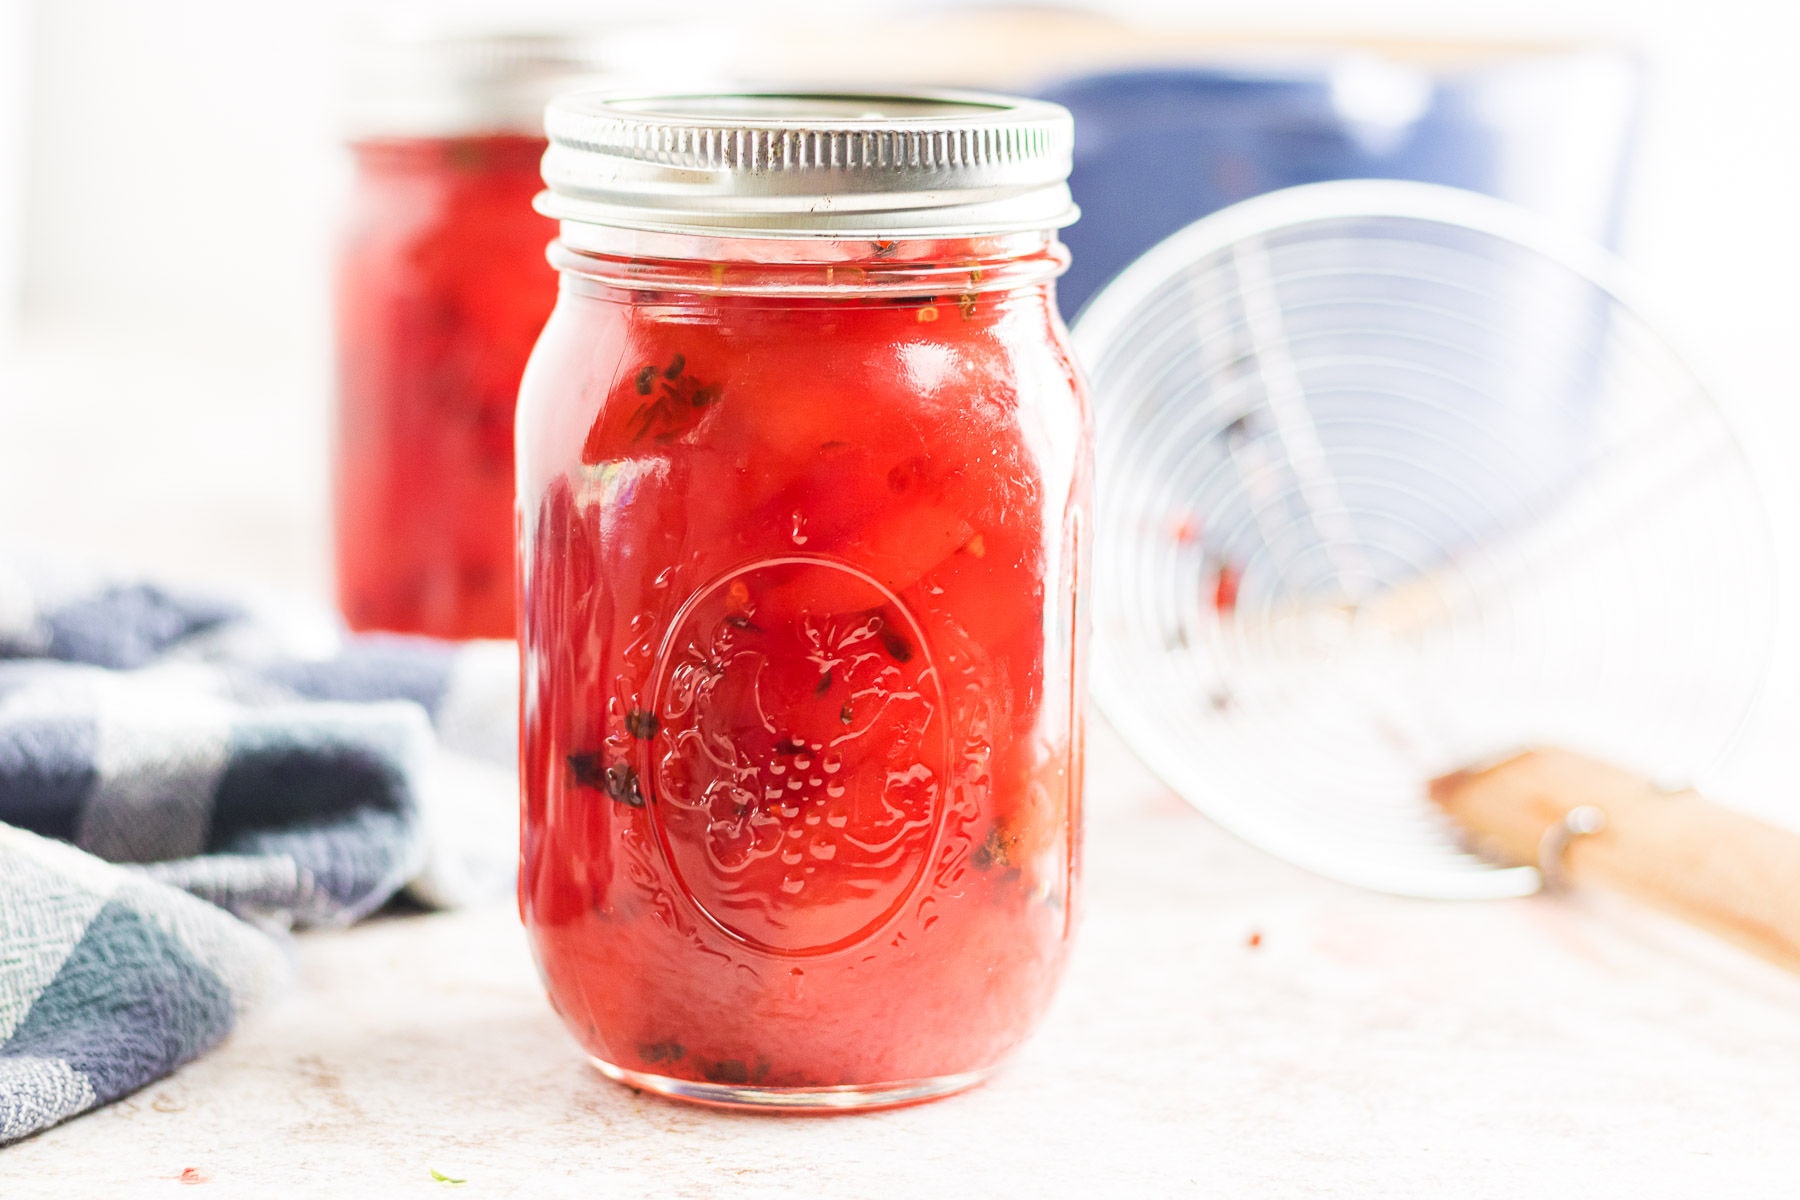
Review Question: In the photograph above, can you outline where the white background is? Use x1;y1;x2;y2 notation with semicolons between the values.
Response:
1;0;1798;591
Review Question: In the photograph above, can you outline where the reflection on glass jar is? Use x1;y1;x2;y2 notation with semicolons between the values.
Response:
517;91;1092;1110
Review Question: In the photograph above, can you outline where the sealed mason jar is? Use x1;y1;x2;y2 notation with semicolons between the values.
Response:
334;33;611;639
517;91;1092;1109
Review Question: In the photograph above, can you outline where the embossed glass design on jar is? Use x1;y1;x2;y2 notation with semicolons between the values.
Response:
517;91;1092;1109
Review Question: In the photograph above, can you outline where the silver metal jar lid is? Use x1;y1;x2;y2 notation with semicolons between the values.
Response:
538;90;1079;239
341;30;626;140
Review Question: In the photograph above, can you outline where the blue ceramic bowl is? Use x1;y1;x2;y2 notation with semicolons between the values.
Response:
1034;48;1641;317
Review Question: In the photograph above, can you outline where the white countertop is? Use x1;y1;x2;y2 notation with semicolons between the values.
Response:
5;714;1800;1198
4;329;1800;1197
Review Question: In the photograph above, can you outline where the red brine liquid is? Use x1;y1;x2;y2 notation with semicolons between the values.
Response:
518;235;1090;1099
334;135;556;639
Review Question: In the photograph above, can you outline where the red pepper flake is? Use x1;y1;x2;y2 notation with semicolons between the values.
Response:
618;356;722;445
1247;930;1263;949
1213;563;1241;615
887;455;930;494
1173;513;1203;545
971;823;1020;870
567;754;645;807
178;1167;209;1185
876;623;914;663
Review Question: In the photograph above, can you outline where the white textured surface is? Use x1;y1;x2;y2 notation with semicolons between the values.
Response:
3;717;1800;1196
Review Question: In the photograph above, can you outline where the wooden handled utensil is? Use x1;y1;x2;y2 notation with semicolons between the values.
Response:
1431;747;1800;975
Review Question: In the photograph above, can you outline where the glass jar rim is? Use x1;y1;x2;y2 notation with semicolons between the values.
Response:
547;229;1070;299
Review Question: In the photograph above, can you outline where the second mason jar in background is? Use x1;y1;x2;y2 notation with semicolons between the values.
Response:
517;90;1093;1109
333;32;611;640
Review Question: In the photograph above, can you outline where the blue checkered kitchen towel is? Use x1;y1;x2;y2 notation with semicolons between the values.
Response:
0;560;517;1145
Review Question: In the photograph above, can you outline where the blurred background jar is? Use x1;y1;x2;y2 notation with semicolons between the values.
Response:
333;29;620;640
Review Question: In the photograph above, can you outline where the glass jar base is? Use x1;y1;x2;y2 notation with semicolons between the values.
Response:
590;1057;992;1112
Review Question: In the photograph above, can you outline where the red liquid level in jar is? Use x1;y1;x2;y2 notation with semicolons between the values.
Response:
518;238;1089;1093
334;134;556;640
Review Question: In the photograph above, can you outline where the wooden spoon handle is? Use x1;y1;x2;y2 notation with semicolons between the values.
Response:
1431;747;1800;975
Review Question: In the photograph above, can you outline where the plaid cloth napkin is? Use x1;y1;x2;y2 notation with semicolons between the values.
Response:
0;560;517;1144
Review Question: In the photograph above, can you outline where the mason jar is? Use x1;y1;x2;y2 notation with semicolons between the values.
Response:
517;91;1092;1110
333;33;612;639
